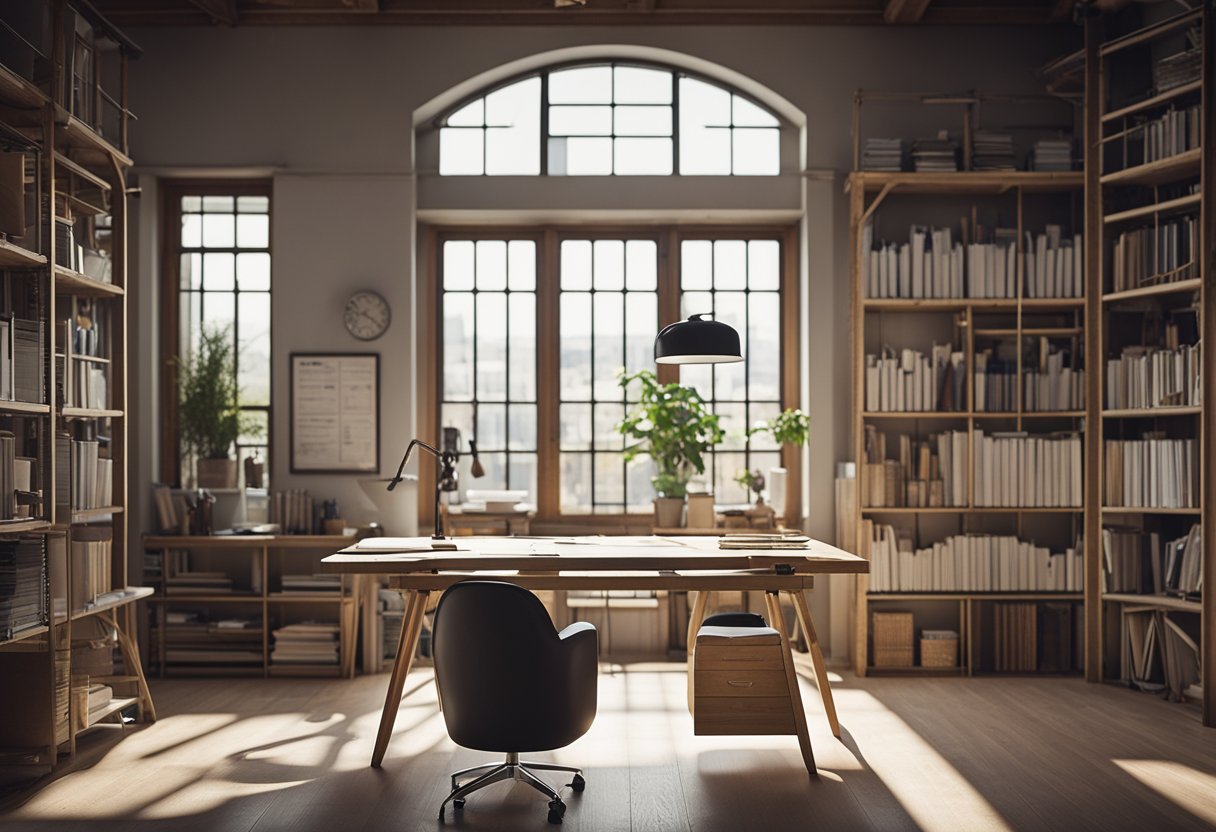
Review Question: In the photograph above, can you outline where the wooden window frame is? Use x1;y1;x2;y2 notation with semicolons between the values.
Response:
422;224;801;534
158;178;273;487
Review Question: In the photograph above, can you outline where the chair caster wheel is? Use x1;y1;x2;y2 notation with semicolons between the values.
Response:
548;799;566;824
570;774;586;792
454;799;465;809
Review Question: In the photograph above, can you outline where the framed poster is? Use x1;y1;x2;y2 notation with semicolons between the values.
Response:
290;353;380;473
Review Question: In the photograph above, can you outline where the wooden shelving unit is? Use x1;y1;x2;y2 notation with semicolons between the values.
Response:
143;535;359;679
1085;3;1213;726
0;0;147;773
849;90;1087;677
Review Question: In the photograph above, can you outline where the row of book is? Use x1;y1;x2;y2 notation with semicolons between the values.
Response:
54;217;112;283
973;430;1082;508
992;602;1077;673
269;490;318;534
0;535;46;639
0;431;36;521
1029;138;1074;172
1133;104;1201;168
271;622;339;666
1105;342;1201;411
862;224;1083;299
862;426;967;508
972;131;1016;171
70;439;113;510
974;344;1085;413
1123;608;1200;703
1103;436;1198;509
0;317;45;403
159;612;262;666
868;524;1084;593
1102;524;1202;597
281;573;341;593
57;318;109;409
863;345;965;412
858;135;1074;172
69;527;112;615
1108;215;1198;293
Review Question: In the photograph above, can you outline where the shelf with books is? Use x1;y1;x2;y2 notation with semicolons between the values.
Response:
1087;0;1212;724
61;408;123;420
68;586;153;622
53;266;123;297
869;593;1083;601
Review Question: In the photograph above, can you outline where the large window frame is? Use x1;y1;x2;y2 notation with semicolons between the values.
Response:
423;225;800;531
159;179;273;488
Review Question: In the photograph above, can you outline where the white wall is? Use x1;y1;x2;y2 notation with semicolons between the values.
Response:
125;22;1075;659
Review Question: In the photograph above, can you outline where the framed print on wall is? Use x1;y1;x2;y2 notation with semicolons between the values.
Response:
290;353;380;473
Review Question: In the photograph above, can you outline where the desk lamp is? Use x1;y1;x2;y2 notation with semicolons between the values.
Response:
387;427;484;540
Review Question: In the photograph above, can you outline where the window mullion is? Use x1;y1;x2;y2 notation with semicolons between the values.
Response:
536;229;561;518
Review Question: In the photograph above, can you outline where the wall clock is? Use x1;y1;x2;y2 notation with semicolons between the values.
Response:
344;290;391;341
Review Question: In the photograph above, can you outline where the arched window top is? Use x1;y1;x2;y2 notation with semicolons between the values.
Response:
438;62;782;177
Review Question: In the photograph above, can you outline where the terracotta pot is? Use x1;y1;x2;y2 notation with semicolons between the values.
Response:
196;458;238;490
653;496;686;529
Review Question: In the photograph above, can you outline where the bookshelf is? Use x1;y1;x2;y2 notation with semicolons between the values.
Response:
0;0;145;772
143;535;359;678
849;90;1088;677
1085;3;1213;726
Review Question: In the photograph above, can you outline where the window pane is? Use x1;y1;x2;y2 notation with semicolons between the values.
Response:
748;403;782;450
181;196;202;212
444;241;475;290
485;77;540;175
508;404;536;451
713;292;747;400
238;410;268;448
732;128;780;176
681;77;731;125
202;292;235;338
560;403;591;450
549;66;611;104
624;292;656;376
733;95;779;127
475;240;507;291
681;241;713;290
202;252;234;291
748;240;780;291
561;240;592;290
560;453;592;512
507;240;536;291
625;240;657;290
180;253;201;289
476;293;507;401
714;240;747;290
477;451;507;490
564;137;613;175
549;105;612;136
181;214;201;248
202;213;234;248
680;125;731;175
477;403;507;449
614;106;672;136
237;292;271;407
202;196;233;213
443;292;475;401
442;403;475;440
237;195;269;213
237;252;271;291
594;403;624;450
593;293;624;400
748;293;781;401
447;98;484;127
715;402;748;450
508;293;536;401
236;214;269;248
439;128;484;175
593;240;624;291
714;451;748;504
508;453;537;497
614;137;672;175
560;293;592;400
627;457;658;510
614;66;672;104
593;453;624;507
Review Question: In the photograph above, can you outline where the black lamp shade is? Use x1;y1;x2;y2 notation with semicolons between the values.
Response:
654;313;744;365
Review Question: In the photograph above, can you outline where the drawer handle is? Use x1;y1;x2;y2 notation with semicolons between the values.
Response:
727;680;754;688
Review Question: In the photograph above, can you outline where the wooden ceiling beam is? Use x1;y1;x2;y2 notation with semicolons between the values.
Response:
187;0;239;25
883;0;932;24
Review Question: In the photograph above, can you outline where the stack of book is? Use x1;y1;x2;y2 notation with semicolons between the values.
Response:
71;439;113;510
1024;226;1083;298
69;526;111;614
1105;342;1201;410
1154;47;1202;92
862;426;967;508
861;137;908;171
281;573;341;593
972;430;1083;507
867;525;1084;592
0;535;46;639
164;571;234;595
911;135;959;171
860;223;965;299
269;490;315;534
971;131;1016;171
271;622;339;666
1109;215;1199;292
58;319;108;409
974;348;1017;412
1029;138;1073;171
1137;105;1201;165
1025;342;1084;412
12;318;44;403
965;230;1018;298
864;344;965;412
1103;435;1198;509
1102;524;1202;596
162;612;262;666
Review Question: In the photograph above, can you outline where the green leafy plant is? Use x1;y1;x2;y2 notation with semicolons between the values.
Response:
177;324;257;462
747;408;810;447
616;369;724;499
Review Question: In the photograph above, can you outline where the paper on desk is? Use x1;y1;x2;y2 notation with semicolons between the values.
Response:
353;537;465;552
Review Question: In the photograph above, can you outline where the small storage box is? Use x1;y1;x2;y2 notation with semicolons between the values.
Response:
872;611;914;668
691;625;796;735
920;630;959;668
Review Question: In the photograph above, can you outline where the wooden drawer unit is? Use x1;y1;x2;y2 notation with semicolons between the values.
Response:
691;624;799;736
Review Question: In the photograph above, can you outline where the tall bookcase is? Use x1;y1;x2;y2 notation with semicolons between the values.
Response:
849;92;1089;676
1085;2;1213;726
0;0;149;771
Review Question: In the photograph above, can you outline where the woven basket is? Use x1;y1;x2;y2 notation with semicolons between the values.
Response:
921;637;959;668
872;611;914;668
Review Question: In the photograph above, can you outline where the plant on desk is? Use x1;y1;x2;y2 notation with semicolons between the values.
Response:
616;369;723;528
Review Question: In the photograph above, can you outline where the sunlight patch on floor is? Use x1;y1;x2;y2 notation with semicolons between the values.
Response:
1113;759;1216;826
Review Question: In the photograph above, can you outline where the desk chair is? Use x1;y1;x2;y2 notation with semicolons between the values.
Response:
432;580;599;824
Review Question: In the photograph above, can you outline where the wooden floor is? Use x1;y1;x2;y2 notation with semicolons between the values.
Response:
2;660;1215;832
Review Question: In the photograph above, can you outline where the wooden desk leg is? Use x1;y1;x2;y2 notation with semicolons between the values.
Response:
371;589;430;768
765;592;817;779
786;589;841;739
686;590;709;657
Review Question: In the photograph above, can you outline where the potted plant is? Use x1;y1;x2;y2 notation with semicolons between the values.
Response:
617;369;723;528
178;324;250;489
736;408;809;521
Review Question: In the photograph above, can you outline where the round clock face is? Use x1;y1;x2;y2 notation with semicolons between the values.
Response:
344;290;391;341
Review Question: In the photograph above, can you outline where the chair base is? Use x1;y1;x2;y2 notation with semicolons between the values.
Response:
439;751;585;824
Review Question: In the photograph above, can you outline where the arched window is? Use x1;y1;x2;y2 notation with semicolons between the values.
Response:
438;62;781;176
